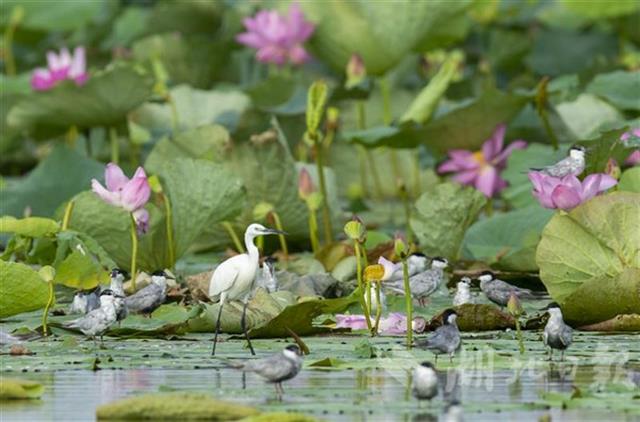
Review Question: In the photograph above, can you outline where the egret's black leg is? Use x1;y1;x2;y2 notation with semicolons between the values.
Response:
212;302;224;356
241;300;255;355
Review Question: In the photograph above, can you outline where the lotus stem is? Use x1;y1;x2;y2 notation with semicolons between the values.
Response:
484;198;493;217
109;127;119;165
365;149;384;199
315;144;333;244
62;200;74;231
167;94;180;133
380;76;392;125
42;281;54;336
373;282;382;336
515;318;525;355
354;243;372;331
222;222;244;253
308;209;320;254
129;213;138;291
163;194;175;268
3;6;22;76
402;259;413;348
270;211;288;261
399;187;413;244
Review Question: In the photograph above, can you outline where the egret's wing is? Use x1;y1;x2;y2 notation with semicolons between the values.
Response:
208;260;240;298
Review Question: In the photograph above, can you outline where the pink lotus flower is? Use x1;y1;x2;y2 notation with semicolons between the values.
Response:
335;313;426;335
378;256;399;280
528;172;617;211
621;128;640;166
236;3;314;66
438;124;527;197
31;47;88;91
92;163;151;233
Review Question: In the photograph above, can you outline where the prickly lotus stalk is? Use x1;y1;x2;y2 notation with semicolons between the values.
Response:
344;217;371;331
298;169;322;254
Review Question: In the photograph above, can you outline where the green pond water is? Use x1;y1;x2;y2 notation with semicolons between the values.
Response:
1;331;639;421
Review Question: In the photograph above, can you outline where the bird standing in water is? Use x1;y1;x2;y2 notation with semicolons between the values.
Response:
208;223;286;356
227;345;303;400
416;309;461;364
543;302;573;361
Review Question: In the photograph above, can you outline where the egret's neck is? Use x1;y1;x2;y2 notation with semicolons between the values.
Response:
245;232;260;262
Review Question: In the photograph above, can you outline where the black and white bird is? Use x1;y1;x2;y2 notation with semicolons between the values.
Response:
387;257;449;306
452;277;473;306
109;268;129;323
478;271;541;307
227;344;303;399
69;287;101;314
530;144;586;177
412;361;439;402
255;256;278;293
416;309;461;364
390;252;429;281
65;289;121;346
543;302;573;361
125;270;170;316
208;223;286;356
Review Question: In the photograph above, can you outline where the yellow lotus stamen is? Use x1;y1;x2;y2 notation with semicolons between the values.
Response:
364;264;384;282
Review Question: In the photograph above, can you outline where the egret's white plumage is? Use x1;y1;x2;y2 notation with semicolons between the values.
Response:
209;223;285;355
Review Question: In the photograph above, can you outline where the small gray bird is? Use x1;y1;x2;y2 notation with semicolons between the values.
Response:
452;277;473;306
228;345;303;398
390;252;429;281
387;257;448;306
69;287;101;314
543;302;573;361
412;361;439;402
65;289;119;346
416;309;461;364
125;270;169;316
530;144;586;177
256;257;278;293
109;268;129;323
478;271;541;307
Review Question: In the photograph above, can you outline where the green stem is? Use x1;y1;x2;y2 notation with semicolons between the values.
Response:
129;214;138;291
66;125;78;148
270;211;288;262
109;127;119;164
315;144;333;244
3;6;22;76
42;281;54;336
354;243;372;331
484;198;493;217
222;222;245;253
373;282;382;336
400;187;413;244
515;318;525;355
356;100;366;129
163;194;175;268
365;150;384;199
380;76;392;125
167;95;180;133
413;153;422;198
308;208;320;254
62;200;74;231
366;279;372;332
402;259;413;348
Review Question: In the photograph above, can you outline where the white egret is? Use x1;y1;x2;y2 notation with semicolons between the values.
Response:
209;223;286;356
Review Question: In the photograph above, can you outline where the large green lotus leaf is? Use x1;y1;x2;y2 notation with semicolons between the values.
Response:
420;89;530;153
67;192;170;272
157;158;245;259
7;64;153;136
536;192;640;324
559;0;640;19
302;0;471;75
131;85;250;133
0;145;104;218
132;33;229;89
618;167;640;193
502;144;566;208
0;0;103;31
0;260;49;319
410;183;487;260
54;250;109;290
586;71;640;111
464;206;554;272
555;94;624;139
0;216;59;237
144;125;230;175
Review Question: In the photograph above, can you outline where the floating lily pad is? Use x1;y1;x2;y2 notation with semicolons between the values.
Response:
0;378;44;400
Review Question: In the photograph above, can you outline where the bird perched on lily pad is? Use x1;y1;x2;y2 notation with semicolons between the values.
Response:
477;271;543;307
453;277;474;306
386;257;449;306
65;289;122;346
125;270;171;316
416;309;461;364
